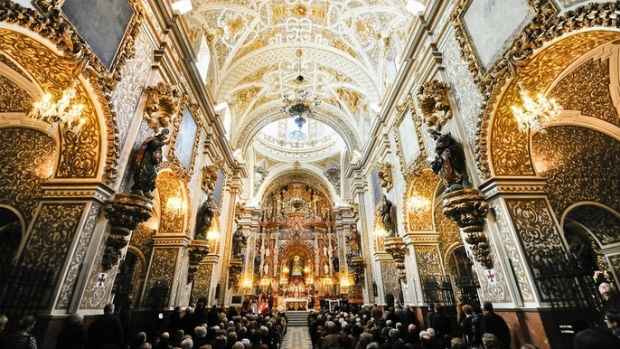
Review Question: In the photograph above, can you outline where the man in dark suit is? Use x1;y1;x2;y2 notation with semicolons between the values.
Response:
88;304;124;349
480;302;511;348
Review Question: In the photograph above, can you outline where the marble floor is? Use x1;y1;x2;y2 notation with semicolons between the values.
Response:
281;326;312;349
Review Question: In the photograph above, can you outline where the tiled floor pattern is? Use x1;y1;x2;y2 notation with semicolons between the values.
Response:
281;326;312;349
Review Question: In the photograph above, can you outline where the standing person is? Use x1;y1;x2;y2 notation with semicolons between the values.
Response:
88;303;125;349
2;315;37;349
480;302;510;349
55;314;87;349
461;304;482;347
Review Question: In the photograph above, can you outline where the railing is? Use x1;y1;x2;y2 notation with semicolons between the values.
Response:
453;275;481;308
532;255;603;315
0;263;55;322
421;276;455;306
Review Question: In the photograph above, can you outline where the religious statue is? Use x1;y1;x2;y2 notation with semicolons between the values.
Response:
194;196;217;240
378;195;397;236
323;263;329;275
348;227;361;257
291;255;303;276
430;133;469;192
416;80;452;135
232;226;246;259
131;129;170;199
332;256;340;272
263;263;269;276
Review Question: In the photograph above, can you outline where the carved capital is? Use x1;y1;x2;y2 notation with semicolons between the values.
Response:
102;193;153;270
144;82;181;131
187;240;210;283
442;188;493;269
416;80;452;135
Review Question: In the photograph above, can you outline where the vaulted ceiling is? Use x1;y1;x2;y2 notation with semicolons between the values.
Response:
184;0;416;151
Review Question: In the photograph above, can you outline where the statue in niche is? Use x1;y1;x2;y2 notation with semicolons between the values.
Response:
378;195;397;237
291;255;303;276
348;226;361;257
232;227;246;259
195;196;217;240
263;263;269;276
430;133;469;193
131;128;170;199
332;256;340;272
323;263;330;275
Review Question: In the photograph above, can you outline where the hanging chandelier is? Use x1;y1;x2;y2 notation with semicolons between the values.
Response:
511;85;562;133
29;82;86;134
280;49;321;129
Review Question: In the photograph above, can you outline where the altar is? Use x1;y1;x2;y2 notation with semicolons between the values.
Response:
284;297;308;311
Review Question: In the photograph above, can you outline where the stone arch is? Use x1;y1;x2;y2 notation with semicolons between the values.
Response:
0;22;119;184
479;23;620;178
254;165;338;207
233;107;360;153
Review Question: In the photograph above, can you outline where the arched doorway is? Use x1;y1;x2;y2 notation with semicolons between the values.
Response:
0;207;23;266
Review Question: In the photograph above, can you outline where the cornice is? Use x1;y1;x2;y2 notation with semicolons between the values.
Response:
152;234;192;247
479;176;547;200
41;181;115;203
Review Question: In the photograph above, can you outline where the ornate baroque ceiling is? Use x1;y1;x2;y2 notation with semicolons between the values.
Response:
184;0;415;148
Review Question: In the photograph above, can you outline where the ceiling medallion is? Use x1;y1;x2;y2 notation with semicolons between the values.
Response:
511;85;562;133
281;49;321;130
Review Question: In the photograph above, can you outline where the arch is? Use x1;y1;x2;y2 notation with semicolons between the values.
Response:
155;168;191;236
478;25;620;178
233;107;360;153
0;205;25;265
561;202;620;248
404;167;440;233
253;164;339;206
0;21;119;183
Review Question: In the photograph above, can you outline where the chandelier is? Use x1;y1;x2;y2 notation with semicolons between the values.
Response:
511;86;562;133
280;49;321;129
29;82;86;133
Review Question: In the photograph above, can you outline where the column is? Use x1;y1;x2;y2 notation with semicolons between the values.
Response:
351;174;377;304
215;173;242;305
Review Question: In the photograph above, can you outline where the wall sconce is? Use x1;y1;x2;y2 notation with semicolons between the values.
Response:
511;85;562;133
206;217;220;241
407;194;431;214
166;195;184;212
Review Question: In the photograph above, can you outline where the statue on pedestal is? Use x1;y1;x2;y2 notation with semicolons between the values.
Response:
131;129;169;199
430;133;469;193
232;227;246;259
378;195;397;237
195;196;217;240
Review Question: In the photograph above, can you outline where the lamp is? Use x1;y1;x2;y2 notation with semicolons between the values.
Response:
29;82;86;134
206;217;221;241
166;196;184;212
280;49;320;129
407;194;431;213
374;221;387;237
241;276;253;289
511;85;562;133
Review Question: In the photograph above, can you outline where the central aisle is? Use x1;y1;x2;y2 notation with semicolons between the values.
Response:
281;327;312;349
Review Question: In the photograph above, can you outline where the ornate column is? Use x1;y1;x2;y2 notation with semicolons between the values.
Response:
215;173;242;305
142;235;191;309
351;173;376;304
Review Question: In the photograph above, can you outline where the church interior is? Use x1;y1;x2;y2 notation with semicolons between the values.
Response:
0;1;619;349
